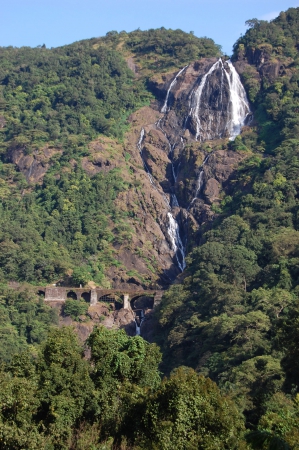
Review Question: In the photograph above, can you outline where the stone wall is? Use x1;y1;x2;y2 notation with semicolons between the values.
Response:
45;287;66;301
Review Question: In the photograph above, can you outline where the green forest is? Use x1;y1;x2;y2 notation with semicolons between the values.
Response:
1;7;299;449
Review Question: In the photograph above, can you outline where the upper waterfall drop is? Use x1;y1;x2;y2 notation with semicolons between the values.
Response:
189;59;222;141
161;65;188;113
224;60;251;140
187;58;251;142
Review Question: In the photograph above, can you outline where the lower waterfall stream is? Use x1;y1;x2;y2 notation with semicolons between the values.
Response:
135;310;145;336
137;127;186;272
190;154;211;206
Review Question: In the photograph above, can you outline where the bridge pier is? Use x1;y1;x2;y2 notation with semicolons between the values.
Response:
123;293;130;310
90;289;97;306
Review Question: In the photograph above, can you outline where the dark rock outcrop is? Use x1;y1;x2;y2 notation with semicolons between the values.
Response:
7;146;62;183
234;45;290;95
204;178;220;204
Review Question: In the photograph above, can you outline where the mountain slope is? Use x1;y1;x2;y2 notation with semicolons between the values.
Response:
0;30;221;288
154;7;299;437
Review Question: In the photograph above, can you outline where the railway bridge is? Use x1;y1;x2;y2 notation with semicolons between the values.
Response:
38;286;164;310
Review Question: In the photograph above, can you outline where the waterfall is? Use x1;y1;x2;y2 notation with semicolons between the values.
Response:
190;154;210;205
189;60;220;141
135;318;141;336
158;105;188;272
172;194;179;207
135;310;145;336
188;58;250;141
137;128;145;148
172;164;177;182
161;65;188;113
167;212;186;271
137;128;155;186
138;59;251;273
136;128;185;272
153;59;250;272
223;60;251;140
187;59;250;202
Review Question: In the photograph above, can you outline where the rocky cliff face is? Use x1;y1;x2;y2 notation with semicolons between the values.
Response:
233;44;291;104
7;145;63;183
7;57;252;289
132;57;251;269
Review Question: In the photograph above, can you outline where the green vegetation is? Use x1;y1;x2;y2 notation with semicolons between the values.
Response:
155;7;299;448
0;41;146;149
0;285;58;362
63;299;88;320
233;7;299;150
0;326;247;449
125;28;221;71
0;165;128;284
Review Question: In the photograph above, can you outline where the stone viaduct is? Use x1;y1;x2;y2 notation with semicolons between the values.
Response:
38;286;164;310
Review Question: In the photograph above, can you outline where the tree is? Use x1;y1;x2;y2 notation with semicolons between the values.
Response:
87;326;162;439
0;351;44;449
278;306;299;393
36;327;94;448
140;367;247;450
71;267;90;287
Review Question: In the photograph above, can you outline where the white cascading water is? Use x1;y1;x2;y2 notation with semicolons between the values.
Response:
161;65;188;113
190;154;210;205
137;128;155;186
159;71;188;272
188;58;250;141
189;60;220;141
135;310;145;336
172;194;179;207
188;58;250;203
172;164;177;182
137;127;185;272
224;60;251;139
147;68;190;273
167;212;186;271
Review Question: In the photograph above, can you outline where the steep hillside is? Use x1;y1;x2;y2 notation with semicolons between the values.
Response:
154;6;299;441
